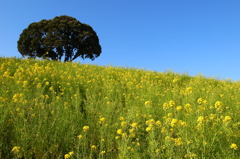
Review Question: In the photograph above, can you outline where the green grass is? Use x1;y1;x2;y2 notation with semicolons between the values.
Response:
1;57;240;158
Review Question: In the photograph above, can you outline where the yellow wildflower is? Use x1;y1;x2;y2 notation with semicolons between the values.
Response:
203;100;208;104
173;137;183;146
64;154;71;159
129;128;135;133
100;150;106;154
117;129;123;135
77;135;83;139
169;100;176;107
215;101;223;107
83;126;89;132
99;117;106;123
145;100;151;106
130;133;136;138
230;143;238;150
170;118;178;127
178;120;187;126
197;116;204;123
223;116;231;123
167;113;173;118
156;120;162;126
155;148;160;153
122;133;127;138
91;145;97;149
64;151;74;158
197;98;204;104
161;127;167;133
184;152;197;158
146;126;153;132
12;146;20;153
163;102;169;110
185;87;193;94
176;106;183;111
121;121;127;127
184;103;191;109
119;117;125;120
223;116;232;124
146;119;155;125
131;122;138;128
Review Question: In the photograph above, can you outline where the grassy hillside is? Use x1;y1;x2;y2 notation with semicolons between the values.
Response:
1;57;240;158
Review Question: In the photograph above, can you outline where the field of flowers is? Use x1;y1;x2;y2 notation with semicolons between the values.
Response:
1;57;240;158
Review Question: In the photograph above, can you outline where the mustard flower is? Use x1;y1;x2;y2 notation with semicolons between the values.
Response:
197;98;204;104
230;143;238;150
77;135;83;139
12;146;20;153
129;128;135;133
121;121;127;127
131;122;138;128
117;129;123;135
215;101;223;107
170;118;178;127
64;154;71;159
83;126;89;132
146;119;155;125
184;152;197;158
122;133;127;137
184;103;191;109
156;120;162;126
176;106;183;111
173;137;183;146
146;126;153;132
145;101;151;107
167;113;173;118
100;150;106;155
37;83;42;88
197;116;204;123
99;117;106;123
155;148;160;153
119;117;125;120
91;145;97;149
130;133;136;138
161;127;167;133
169;100;176;107
185;87;193;94
223;116;231;123
64;151;74;158
163;102;169;109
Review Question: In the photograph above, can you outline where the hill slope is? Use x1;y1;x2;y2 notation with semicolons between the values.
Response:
1;57;240;158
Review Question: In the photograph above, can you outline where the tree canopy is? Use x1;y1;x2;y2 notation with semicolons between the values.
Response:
17;15;101;62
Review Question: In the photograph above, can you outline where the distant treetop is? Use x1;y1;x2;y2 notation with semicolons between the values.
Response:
17;15;101;62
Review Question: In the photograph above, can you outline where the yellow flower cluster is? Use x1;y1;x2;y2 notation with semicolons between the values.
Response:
64;151;74;159
1;57;240;158
12;146;20;153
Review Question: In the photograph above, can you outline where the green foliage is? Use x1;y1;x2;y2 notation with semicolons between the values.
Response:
17;15;101;62
1;57;240;158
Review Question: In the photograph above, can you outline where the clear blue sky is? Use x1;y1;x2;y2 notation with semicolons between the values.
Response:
1;0;240;80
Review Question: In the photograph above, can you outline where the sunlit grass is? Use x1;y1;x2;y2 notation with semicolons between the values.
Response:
1;57;240;158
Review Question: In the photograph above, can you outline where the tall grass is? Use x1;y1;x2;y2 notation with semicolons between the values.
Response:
1;57;240;158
